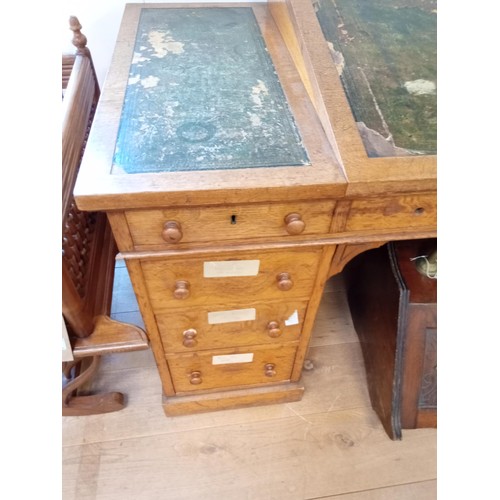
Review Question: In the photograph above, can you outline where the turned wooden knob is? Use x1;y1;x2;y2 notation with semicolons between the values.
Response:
162;221;183;243
189;371;202;385
267;321;282;338
264;363;277;377
173;280;190;299
276;272;293;291
182;328;198;348
284;213;305;235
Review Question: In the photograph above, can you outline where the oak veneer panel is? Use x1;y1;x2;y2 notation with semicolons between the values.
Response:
62;409;436;500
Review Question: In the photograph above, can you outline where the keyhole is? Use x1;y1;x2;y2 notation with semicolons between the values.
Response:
230;214;237;224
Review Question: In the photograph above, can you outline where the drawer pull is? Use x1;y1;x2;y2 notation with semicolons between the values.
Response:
162;221;183;243
267;321;282;338
189;371;202;385
284;213;305;235
182;328;198;347
264;363;277;377
276;272;293;291
173;280;190;299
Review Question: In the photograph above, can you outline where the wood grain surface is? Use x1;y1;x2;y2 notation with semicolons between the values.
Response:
62;270;437;499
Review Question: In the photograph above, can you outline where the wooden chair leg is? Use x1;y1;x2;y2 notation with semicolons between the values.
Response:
62;356;125;416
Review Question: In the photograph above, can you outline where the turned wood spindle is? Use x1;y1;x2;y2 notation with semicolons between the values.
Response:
69;16;89;56
182;328;198;348
264;363;277;377
267;321;282;338
173;280;190;299
284;213;306;235
162;220;183;243
276;272;293;291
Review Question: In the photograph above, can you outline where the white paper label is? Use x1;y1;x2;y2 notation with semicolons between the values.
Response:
208;308;256;325
212;353;254;365
284;310;299;326
203;260;260;278
61;317;74;362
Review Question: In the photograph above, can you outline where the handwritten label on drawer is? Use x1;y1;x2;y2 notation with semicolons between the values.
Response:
212;353;254;365
203;260;260;278
208;308;256;325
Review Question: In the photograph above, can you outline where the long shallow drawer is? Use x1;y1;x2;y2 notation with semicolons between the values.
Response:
345;194;436;232
166;344;298;393
141;248;322;311
125;200;335;248
157;300;308;353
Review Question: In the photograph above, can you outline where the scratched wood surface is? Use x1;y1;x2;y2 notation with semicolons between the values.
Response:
62;264;437;499
313;0;437;156
113;7;309;174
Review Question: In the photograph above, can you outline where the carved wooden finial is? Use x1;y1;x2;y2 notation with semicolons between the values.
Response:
69;16;88;54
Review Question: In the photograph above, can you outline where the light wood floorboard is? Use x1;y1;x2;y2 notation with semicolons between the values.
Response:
62;267;437;499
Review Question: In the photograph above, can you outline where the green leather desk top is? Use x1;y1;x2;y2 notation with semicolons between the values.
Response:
112;7;310;175
314;0;437;157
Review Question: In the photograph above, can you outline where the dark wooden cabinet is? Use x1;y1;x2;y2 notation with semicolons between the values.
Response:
344;239;437;439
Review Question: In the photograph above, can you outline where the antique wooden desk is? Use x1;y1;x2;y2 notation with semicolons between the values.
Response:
74;0;436;417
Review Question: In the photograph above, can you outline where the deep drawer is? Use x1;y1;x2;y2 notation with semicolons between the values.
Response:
141;248;322;311
166;344;298;393
157;300;308;353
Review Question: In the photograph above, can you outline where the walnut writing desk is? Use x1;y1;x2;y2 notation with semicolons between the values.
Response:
74;1;436;417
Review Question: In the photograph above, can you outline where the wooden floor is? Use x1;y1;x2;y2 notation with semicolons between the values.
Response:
62;261;437;499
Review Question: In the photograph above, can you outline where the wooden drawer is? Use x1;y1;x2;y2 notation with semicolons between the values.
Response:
166;344;298;393
157;300;308;353
125;200;335;248
141;248;322;312
345;194;436;232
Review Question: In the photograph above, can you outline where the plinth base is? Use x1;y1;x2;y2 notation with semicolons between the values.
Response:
163;382;304;416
